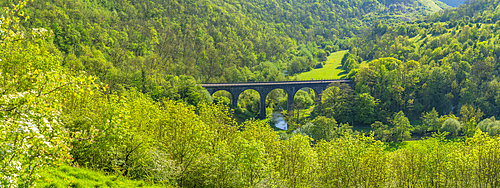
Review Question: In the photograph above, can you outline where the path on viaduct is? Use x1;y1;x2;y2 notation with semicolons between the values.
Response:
202;80;353;119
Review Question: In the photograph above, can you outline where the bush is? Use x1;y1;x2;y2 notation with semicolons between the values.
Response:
65;89;157;174
440;118;461;136
315;62;324;69
302;116;353;141
128;150;180;184
477;117;500;136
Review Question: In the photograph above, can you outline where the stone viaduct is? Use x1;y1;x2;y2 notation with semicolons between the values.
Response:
202;80;353;119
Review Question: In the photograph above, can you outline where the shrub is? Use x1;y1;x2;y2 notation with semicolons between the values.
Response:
315;62;324;69
302;116;352;141
128;150;180;184
477;117;500;136
65;89;158;174
440;118;461;136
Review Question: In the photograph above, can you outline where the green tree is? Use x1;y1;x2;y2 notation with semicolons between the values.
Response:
318;83;353;123
148;75;206;106
64;88;161;178
477;117;500;136
155;100;209;186
440;118;462;136
275;134;317;188
341;53;358;73
315;135;387;187
390;111;413;142
354;93;379;124
460;104;484;123
371;121;392;142
237;119;280;183
462;117;477;137
303;116;352;141
293;89;314;122
422;108;441;132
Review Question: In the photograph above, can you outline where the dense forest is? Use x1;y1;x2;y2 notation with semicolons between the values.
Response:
332;0;500;126
2;0;500;187
4;0;450;89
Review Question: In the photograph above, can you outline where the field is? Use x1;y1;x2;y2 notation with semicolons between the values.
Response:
294;50;348;80
37;165;164;188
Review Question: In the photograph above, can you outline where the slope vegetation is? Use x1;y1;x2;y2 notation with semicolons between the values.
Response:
0;0;451;89
37;166;164;188
335;0;500;121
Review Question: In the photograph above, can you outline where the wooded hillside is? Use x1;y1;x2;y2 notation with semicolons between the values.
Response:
2;0;449;89
332;0;500;124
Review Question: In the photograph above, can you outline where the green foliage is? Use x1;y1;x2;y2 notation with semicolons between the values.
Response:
354;93;380;124
236;89;261;119
148;75;206;106
371;121;392;142
477;117;500;136
0;1;94;186
8;0;500;187
212;90;232;106
274;134;316;187
293;89;315;123
341;52;358;73
390;130;500;187
8;0;447;91
463;117;478;137
390;111;413;142
154;100;208;186
440;113;460;125
348;0;500;122
355;58;420;118
64;88;157;175
294;90;314;109
266;89;288;111
389;133;452;187
440;118;462;136
460;103;484;123
7;0;500;187
422;107;441;132
37;165;165;188
237;119;280;186
317;83;354;123
302;116;353;141
315;135;387;187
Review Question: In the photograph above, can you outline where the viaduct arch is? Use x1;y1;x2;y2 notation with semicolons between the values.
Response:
202;80;354;119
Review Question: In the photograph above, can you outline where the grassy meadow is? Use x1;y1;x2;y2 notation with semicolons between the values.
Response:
36;166;165;188
294;50;348;80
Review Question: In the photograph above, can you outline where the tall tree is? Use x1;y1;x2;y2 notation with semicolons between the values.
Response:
390;111;413;142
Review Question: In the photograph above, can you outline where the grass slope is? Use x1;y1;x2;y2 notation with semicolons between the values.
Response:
420;0;451;11
439;0;465;7
294;50;348;80
37;165;165;188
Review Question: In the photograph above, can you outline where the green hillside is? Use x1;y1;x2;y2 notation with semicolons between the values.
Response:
0;0;451;90
377;0;451;19
337;0;500;120
440;0;465;7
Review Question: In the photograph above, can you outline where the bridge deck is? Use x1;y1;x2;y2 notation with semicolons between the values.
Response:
202;79;352;87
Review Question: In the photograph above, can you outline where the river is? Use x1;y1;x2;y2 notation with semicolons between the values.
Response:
272;111;287;130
